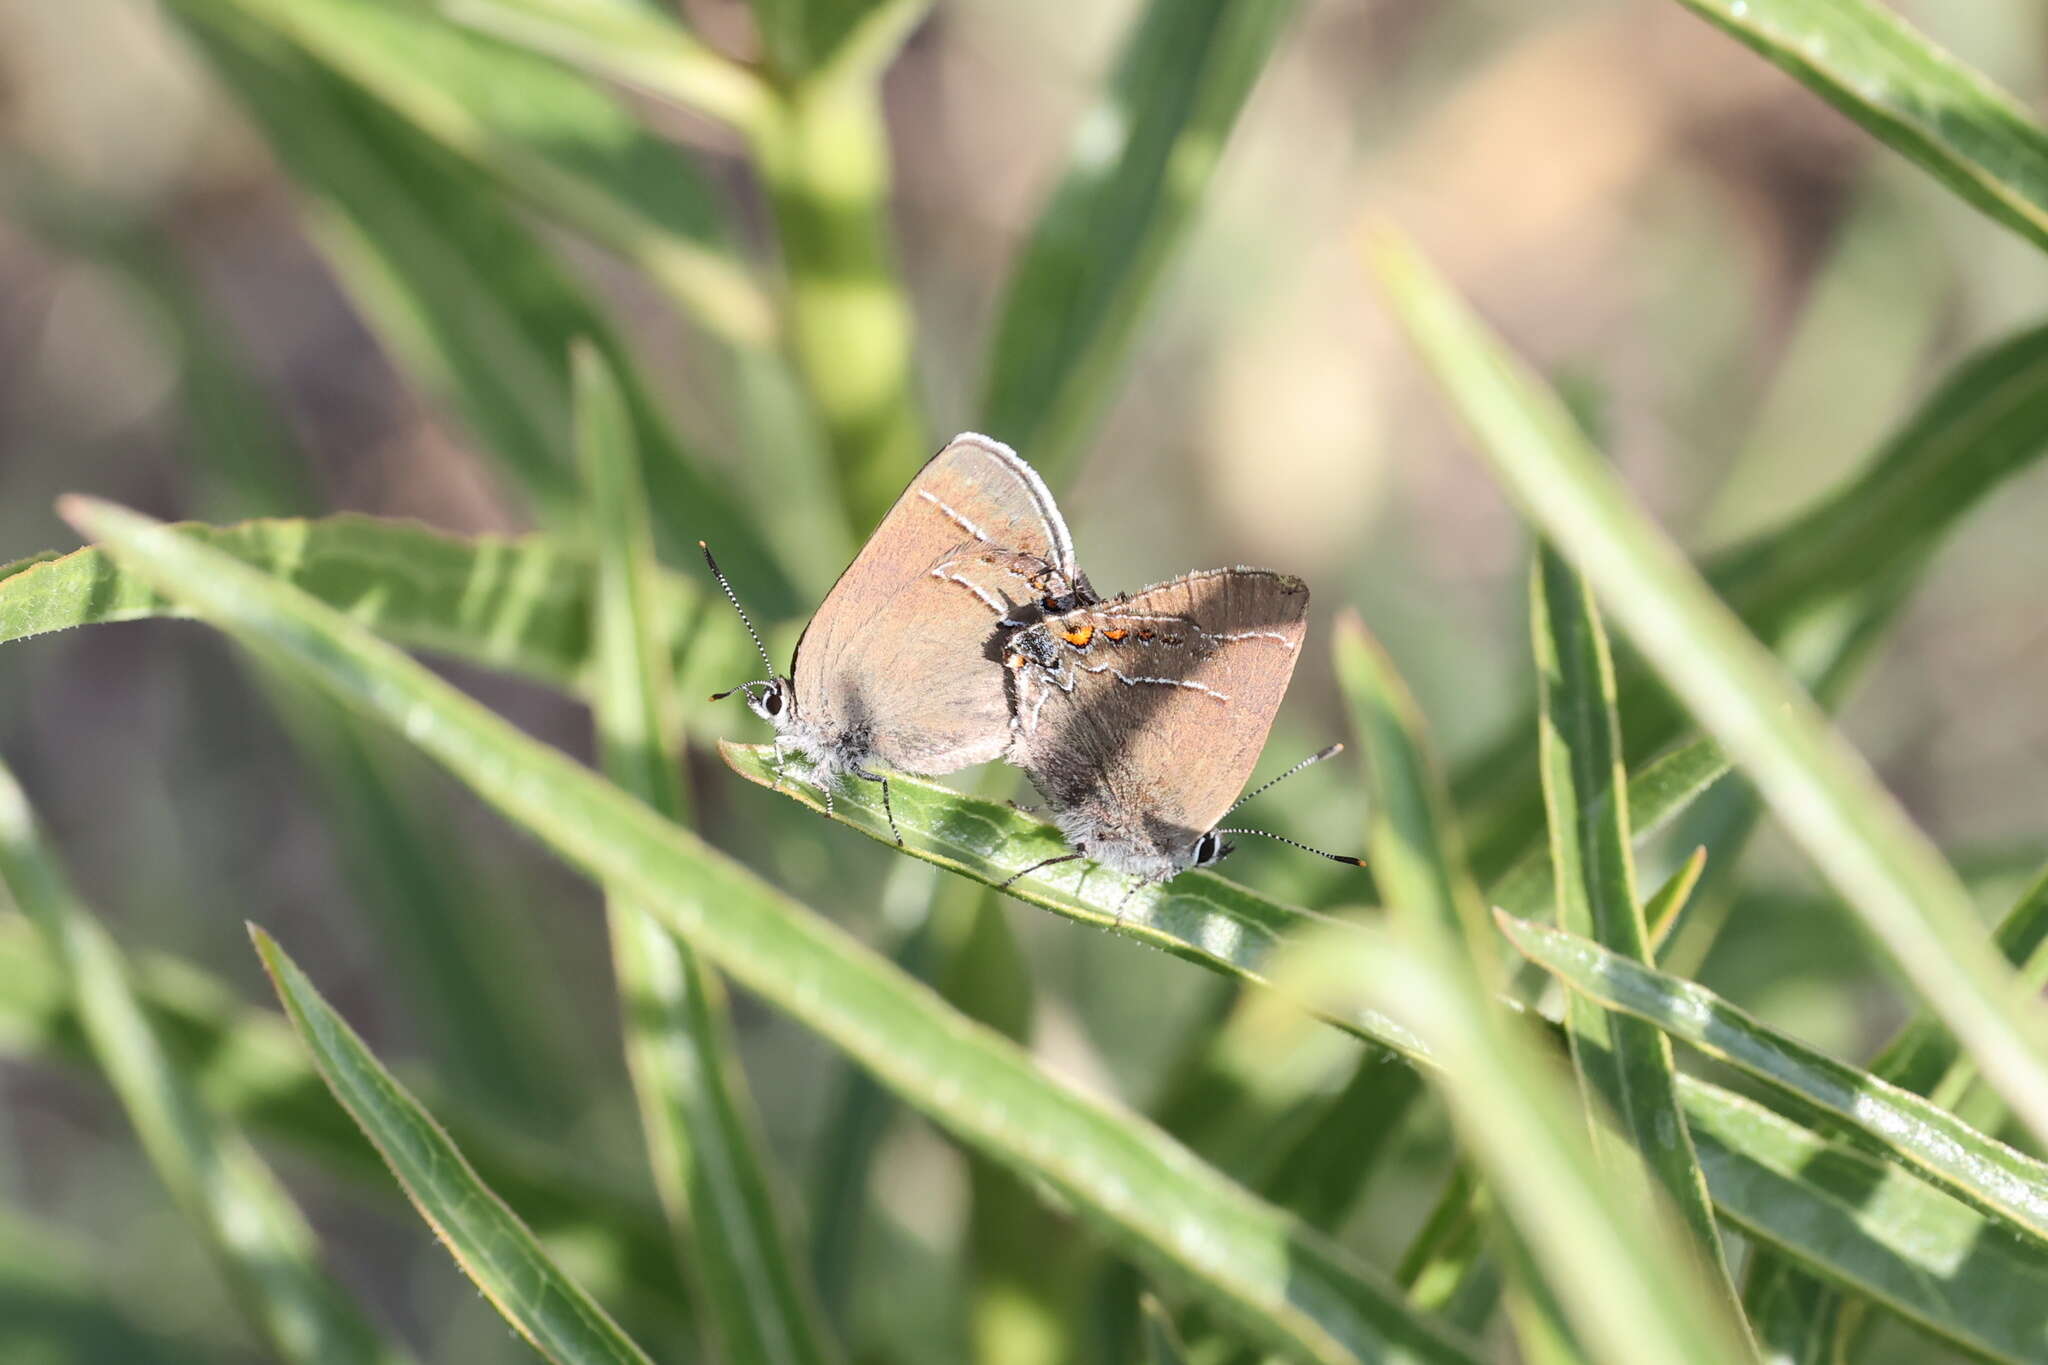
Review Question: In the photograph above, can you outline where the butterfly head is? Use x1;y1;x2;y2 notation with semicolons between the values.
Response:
713;674;797;730
1191;828;1237;869
700;540;801;733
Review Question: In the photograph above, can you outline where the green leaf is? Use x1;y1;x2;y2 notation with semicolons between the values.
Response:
0;762;409;1365
577;343;838;1365
422;0;863;564
1226;922;2048;1362
1253;1046;1425;1235
0;1208;219;1365
1488;736;1728;921
717;740;1438;1055
1140;1293;1192;1365
0;912;693;1334
0;161;320;519
441;0;772;131
745;721;2048;1363
1456;319;2048;883
250;927;657;1365
10;162;576;1125
1739;1260;1839;1365
263;683;580;1127
68;498;1485;1365
1643;847;1708;954
1333;613;1497;976
723;711;2044;1359
167;4;797;612
195;0;773;345
1269;923;1756;1365
1871;856;2048;1109
804;859;944;1327
1395;1167;1490;1318
455;0;936;534
1670;0;2048;256
719;732;1736;1078
1329;611;1747;1364
1687;1083;2048;1363
1371;224;2048;1148
743;0;927;84
1744;855;2048;1359
1500;911;2048;1250
1529;549;1735;1291
453;0;934;535
979;0;1301;475
0;515;756;706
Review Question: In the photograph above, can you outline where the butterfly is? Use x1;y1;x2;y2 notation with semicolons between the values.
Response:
705;433;1091;840
999;567;1357;891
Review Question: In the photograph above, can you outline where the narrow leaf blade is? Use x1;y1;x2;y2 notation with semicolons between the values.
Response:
0;763;408;1365
1371;225;2048;1147
250;926;657;1365
1672;0;2048;256
0;515;754;708
1529;548;1736;1293
1457;319;2048;885
1272;923;1756;1365
0;912;692;1333
1501;911;2048;1249
168;5;795;610
980;0;1302;473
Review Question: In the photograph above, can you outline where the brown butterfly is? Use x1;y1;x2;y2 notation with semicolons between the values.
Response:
1000;567;1358;890
705;433;1092;840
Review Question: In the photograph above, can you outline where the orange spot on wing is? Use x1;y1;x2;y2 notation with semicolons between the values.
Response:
1101;627;1128;642
1059;623;1096;648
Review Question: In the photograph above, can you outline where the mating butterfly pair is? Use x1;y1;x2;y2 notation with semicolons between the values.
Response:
706;434;1356;892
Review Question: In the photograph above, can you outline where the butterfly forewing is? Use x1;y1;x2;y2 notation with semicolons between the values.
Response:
793;435;1082;775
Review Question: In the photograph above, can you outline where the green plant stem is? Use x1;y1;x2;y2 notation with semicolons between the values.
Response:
749;74;926;532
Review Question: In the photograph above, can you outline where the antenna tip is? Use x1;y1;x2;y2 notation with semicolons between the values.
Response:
1336;854;1366;868
697;540;708;550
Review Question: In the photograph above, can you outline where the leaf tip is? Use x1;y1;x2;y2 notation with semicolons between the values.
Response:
245;922;291;990
54;493;111;538
1490;907;1544;959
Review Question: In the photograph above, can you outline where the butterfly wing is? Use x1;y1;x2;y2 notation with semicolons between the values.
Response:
1014;569;1310;851
794;434;1081;775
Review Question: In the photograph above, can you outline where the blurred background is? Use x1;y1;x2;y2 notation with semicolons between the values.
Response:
4;0;2048;1361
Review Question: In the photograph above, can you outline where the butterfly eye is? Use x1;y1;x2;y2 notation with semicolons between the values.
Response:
763;687;785;716
1193;831;1223;865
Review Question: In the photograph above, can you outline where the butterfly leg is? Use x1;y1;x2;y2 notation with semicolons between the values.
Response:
998;852;1083;891
1111;876;1147;927
768;737;805;796
852;766;901;846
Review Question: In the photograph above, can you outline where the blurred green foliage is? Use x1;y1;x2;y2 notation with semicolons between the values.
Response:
5;0;2048;1362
